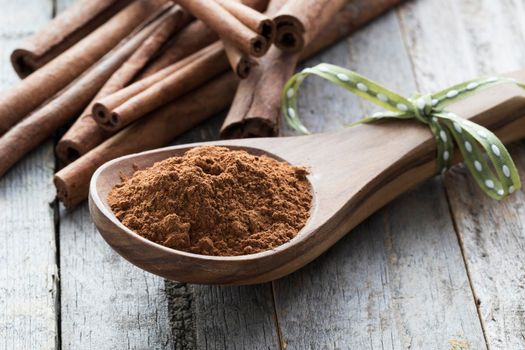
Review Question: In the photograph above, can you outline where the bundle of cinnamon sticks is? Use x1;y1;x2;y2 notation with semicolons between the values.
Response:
0;0;405;208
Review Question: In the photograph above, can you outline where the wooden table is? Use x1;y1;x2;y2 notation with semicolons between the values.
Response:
1;0;525;349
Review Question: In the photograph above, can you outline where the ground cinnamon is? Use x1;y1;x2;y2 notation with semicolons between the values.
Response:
107;146;312;256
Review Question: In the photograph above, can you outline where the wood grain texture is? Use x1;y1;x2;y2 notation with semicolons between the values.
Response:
192;284;279;349
59;204;177;349
411;1;525;349
445;149;525;350
0;0;58;349
274;11;486;349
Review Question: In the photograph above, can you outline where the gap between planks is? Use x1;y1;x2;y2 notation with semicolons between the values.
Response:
51;0;63;348
442;180;491;349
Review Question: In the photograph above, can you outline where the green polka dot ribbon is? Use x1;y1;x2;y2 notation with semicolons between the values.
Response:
282;63;524;200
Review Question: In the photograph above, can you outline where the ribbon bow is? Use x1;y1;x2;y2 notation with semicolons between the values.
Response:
282;63;523;199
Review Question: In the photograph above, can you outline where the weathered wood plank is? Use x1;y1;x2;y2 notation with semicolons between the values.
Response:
427;1;525;349
59;204;177;349
192;284;279;349
274;11;486;349
445;148;525;350
397;0;477;89
0;1;58;349
454;0;525;75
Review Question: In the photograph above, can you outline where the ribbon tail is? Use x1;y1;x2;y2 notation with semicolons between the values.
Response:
435;112;520;199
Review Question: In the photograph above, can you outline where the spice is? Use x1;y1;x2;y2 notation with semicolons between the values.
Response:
0;7;172;178
54;1;403;208
220;0;347;138
0;0;166;135
10;0;133;78
176;0;269;57
55;74;238;209
55;5;189;165
107;146;312;256
94;42;228;132
91;46;212;128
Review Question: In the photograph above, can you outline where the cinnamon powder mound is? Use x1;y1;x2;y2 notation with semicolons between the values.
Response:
108;146;312;256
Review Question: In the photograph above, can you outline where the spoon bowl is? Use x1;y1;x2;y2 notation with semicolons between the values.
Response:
90;73;525;284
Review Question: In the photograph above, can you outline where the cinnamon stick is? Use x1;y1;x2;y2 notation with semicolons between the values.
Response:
137;20;218;79
273;16;305;54
175;0;269;57
221;47;295;138
216;0;272;78
0;8;173;178
102;5;192;90
56;5;190;164
221;0;347;137
10;0;133;78
96;42;229;131
0;0;166;136
55;73;238;208
56;115;113;164
223;39;258;79
215;0;275;42
55;0;271;163
92;45;213;125
274;0;347;53
220;0;404;138
138;0;270;78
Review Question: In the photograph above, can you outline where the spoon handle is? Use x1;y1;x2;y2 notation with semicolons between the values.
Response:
237;71;525;284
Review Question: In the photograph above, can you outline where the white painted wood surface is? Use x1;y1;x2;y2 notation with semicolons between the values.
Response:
59;204;177;349
1;0;525;349
0;1;58;349
426;1;525;349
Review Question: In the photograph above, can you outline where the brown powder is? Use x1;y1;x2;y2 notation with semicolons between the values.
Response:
108;146;312;256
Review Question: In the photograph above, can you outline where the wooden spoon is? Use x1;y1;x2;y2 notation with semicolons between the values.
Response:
90;70;525;285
